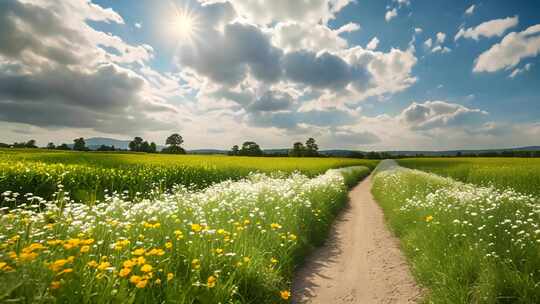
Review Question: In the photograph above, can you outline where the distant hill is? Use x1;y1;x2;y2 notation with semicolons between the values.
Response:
385;146;540;157
85;137;131;150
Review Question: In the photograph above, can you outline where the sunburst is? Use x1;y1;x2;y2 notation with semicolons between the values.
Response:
169;4;200;45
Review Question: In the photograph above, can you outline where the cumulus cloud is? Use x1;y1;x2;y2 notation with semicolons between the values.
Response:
436;32;446;44
272;21;353;52
385;8;398;22
414;27;423;34
400;100;488;130
455;16;518;41
226;0;353;25
474;24;540;72
423;32;451;54
366;37;380;50
0;0;180;135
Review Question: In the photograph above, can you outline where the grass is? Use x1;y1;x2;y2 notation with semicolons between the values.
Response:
398;158;540;196
0;166;371;303
372;166;540;303
0;149;378;204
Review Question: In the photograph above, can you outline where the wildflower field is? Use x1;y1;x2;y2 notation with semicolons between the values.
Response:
0;149;377;205
0;149;373;303
372;161;540;303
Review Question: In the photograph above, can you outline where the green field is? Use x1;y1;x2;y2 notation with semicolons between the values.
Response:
373;161;540;303
398;158;540;196
0;149;377;204
0;148;372;303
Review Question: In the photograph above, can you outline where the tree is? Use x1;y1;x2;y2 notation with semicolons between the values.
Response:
141;141;150;153
57;143;71;150
162;134;186;154
25;139;37;148
149;142;157;153
97;145;115;152
46;142;56;150
73;138;87;151
129;137;144;152
239;141;263;156
289;142;305;157
229;145;240;156
305;138;319;156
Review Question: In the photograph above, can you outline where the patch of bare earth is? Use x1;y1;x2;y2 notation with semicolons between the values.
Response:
292;173;422;303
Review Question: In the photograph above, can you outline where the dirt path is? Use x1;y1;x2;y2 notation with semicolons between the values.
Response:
292;160;421;304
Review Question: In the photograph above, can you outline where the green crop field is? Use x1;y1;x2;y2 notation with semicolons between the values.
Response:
373;161;540;303
398;158;540;196
0;149;377;204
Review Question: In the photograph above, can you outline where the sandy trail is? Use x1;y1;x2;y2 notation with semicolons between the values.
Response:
292;160;421;304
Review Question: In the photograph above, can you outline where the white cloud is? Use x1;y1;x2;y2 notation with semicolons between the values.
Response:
273;22;350;52
424;38;433;48
509;63;533;78
414;27;423;34
436;32;446;44
385;8;398;22
400;100;488;130
465;4;475;16
336;22;361;34
474;24;540;72
226;0;354;25
431;45;452;53
455;16;518;41
366;37;380;50
135;22;142;29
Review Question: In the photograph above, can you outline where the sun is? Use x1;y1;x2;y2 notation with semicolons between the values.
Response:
170;7;199;44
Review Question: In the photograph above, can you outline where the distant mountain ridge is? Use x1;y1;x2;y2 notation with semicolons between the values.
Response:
74;138;540;156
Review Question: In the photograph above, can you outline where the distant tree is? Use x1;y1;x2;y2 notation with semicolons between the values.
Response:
350;151;365;159
129;137;144;152
229;145;240;156
149;142;157;153
25;139;37;148
289;142;305;157
57;143;71;151
162;134;186;154
97;145;116;152
73;138;87;151
305;138;319;156
141;141;151;153
0;143;9;148
46;142;56;150
239;141;263;156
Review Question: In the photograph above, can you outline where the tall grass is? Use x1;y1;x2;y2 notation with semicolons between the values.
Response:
0;166;370;303
398;158;540;196
372;167;540;303
0;149;377;204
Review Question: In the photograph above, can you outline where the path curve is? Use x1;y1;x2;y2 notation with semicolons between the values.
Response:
292;160;421;304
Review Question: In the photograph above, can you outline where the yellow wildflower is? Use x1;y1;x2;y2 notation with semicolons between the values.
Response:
191;259;200;269
165;241;173;249
87;260;98;268
132;248;145;256
141;264;153;273
136;280;148;289
280;290;291;300
119;267;131;277
50;281;61;290
49;259;69;272
123;260;135;268
207;275;217;288
271;223;282;230
425;215;434;222
80;245;90;253
191;224;202;232
215;248;224;255
271;258;278;264
97;261;111;271
130;275;142;284
61;268;73;274
167;273;174;281
155;278;162;285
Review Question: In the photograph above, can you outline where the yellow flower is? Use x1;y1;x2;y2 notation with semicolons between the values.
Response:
270;223;282;230
191;259;200;269
47;240;64;246
289;234;297;241
50;281;61;290
167;273;174;281
243;257;251;263
19;252;38;262
130;275;142;284
87;260;98;268
217;229;225;235
97;261;111;271
136;280;148;289
280;290;291;300
425;215;434;222
49;259;69;272
155;278;162;285
0;262;7;271
132;248;145;256
61;268;73;274
136;256;146;265
215;248;224;255
83;238;95;245
141;264;153;273
123;260;135;268
191;224;202;232
165;242;173;249
207;275;217;288
146;248;165;256
80;245;90;253
271;258;278;264
119;267;131;277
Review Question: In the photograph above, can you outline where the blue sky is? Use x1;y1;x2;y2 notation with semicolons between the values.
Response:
0;0;539;150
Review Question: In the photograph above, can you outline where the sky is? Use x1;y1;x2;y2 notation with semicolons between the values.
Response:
0;0;539;151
